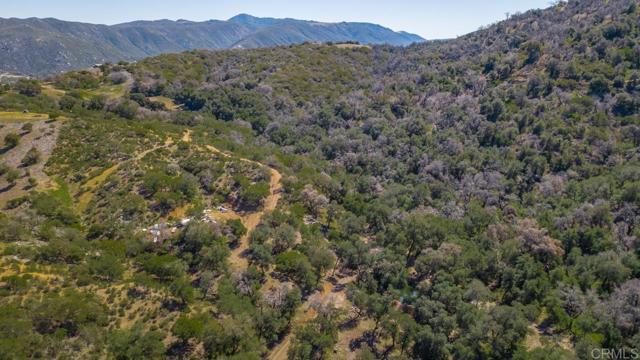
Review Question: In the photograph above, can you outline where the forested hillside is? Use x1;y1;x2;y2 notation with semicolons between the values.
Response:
0;15;422;77
0;0;639;359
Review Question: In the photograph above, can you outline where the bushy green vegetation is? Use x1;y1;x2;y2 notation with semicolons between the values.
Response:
130;0;640;357
21;147;41;167
13;79;42;97
0;0;640;358
3;132;19;149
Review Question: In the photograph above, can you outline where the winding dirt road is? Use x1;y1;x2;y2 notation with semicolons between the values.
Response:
203;143;283;271
80;130;360;359
83;129;283;271
77;140;171;213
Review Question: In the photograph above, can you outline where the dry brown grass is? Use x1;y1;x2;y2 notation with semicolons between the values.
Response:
0;111;49;122
150;96;181;111
41;84;66;99
0;119;62;207
335;318;375;360
524;309;575;353
77;164;118;212
0;263;62;281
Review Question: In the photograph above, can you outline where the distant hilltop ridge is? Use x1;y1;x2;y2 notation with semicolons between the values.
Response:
0;14;424;76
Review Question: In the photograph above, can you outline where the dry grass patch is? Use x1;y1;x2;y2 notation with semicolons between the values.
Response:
0;119;62;207
77;164;119;213
150;96;180;111
41;84;66;99
333;43;372;49
0;111;49;123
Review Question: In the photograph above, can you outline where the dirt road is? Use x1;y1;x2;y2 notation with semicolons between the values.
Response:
204;143;283;271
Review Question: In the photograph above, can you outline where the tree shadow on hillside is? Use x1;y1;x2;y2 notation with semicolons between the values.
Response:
0;146;14;155
0;183;15;193
166;341;192;360
162;299;187;312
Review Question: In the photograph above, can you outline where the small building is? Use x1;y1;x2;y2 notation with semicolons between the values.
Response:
149;223;170;243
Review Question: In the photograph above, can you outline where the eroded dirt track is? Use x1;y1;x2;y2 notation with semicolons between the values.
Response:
203;143;283;271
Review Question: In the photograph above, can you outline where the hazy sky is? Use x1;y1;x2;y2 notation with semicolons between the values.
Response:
3;0;551;39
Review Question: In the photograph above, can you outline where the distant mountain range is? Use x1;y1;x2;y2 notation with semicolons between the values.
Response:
0;14;424;76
